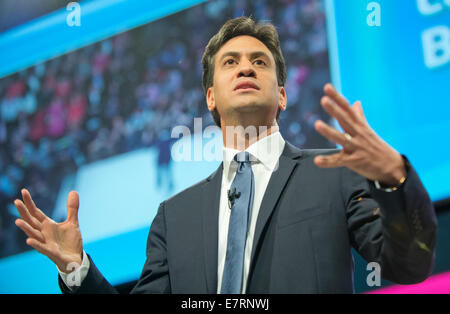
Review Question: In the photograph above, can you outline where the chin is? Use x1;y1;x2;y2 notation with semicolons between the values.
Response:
235;101;272;114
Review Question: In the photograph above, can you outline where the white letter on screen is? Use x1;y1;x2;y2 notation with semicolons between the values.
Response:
417;0;443;15
66;2;81;27
367;2;381;27
422;25;450;69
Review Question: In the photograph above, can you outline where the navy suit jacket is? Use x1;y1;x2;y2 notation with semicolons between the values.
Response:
59;141;437;293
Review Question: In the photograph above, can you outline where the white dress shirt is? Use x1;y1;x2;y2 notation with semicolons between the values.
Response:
217;131;285;293
59;131;286;293
58;250;90;290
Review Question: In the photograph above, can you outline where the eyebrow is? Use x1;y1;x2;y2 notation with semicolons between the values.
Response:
218;51;272;64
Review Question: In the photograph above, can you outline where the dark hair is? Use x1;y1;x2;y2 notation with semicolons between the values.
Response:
201;16;287;127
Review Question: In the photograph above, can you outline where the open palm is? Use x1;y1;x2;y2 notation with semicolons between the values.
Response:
14;189;83;273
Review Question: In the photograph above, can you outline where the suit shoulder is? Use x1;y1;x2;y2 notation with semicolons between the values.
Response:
165;178;208;204
300;148;340;158
163;165;221;206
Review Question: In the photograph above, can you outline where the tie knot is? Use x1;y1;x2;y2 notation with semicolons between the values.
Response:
234;151;251;163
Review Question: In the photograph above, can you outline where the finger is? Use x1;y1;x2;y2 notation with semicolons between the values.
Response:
314;120;347;146
15;219;45;243
21;188;47;223
324;83;359;122
321;96;358;135
352;101;368;125
66;191;79;224
26;238;54;259
14;199;42;231
314;152;348;168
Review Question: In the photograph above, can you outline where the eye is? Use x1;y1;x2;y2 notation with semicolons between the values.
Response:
254;59;266;66
224;59;235;65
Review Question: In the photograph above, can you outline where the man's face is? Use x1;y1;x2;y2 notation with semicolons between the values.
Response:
206;35;286;127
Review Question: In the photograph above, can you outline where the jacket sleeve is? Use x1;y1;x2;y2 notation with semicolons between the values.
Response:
59;202;171;294
130;201;171;293
343;156;438;284
58;253;118;294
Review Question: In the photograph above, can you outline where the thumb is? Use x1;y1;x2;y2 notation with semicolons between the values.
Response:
66;191;79;224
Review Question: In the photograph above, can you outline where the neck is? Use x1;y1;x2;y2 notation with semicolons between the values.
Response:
221;121;279;151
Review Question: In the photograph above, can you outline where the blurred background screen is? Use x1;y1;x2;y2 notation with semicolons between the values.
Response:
0;0;448;293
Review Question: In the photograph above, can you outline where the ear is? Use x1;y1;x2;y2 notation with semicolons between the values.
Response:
278;86;287;111
206;87;216;112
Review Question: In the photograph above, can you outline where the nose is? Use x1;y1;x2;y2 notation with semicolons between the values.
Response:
237;60;256;78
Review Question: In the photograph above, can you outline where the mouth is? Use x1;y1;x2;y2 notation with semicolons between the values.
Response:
234;81;260;92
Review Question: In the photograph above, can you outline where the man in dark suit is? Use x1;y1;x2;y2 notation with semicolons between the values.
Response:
13;17;437;293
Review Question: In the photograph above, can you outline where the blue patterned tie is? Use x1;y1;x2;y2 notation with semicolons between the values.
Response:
221;151;255;294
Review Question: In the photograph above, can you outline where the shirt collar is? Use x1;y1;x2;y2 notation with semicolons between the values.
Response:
222;131;285;176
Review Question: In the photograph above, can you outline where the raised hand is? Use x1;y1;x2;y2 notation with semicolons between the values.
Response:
14;189;83;273
314;83;406;187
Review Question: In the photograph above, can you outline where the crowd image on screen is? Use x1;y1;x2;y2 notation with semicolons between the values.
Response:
0;0;333;258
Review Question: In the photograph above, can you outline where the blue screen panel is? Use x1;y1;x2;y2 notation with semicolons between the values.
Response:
328;0;450;201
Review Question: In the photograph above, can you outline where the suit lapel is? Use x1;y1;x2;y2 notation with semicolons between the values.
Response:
201;163;223;294
200;141;302;293
249;141;303;269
